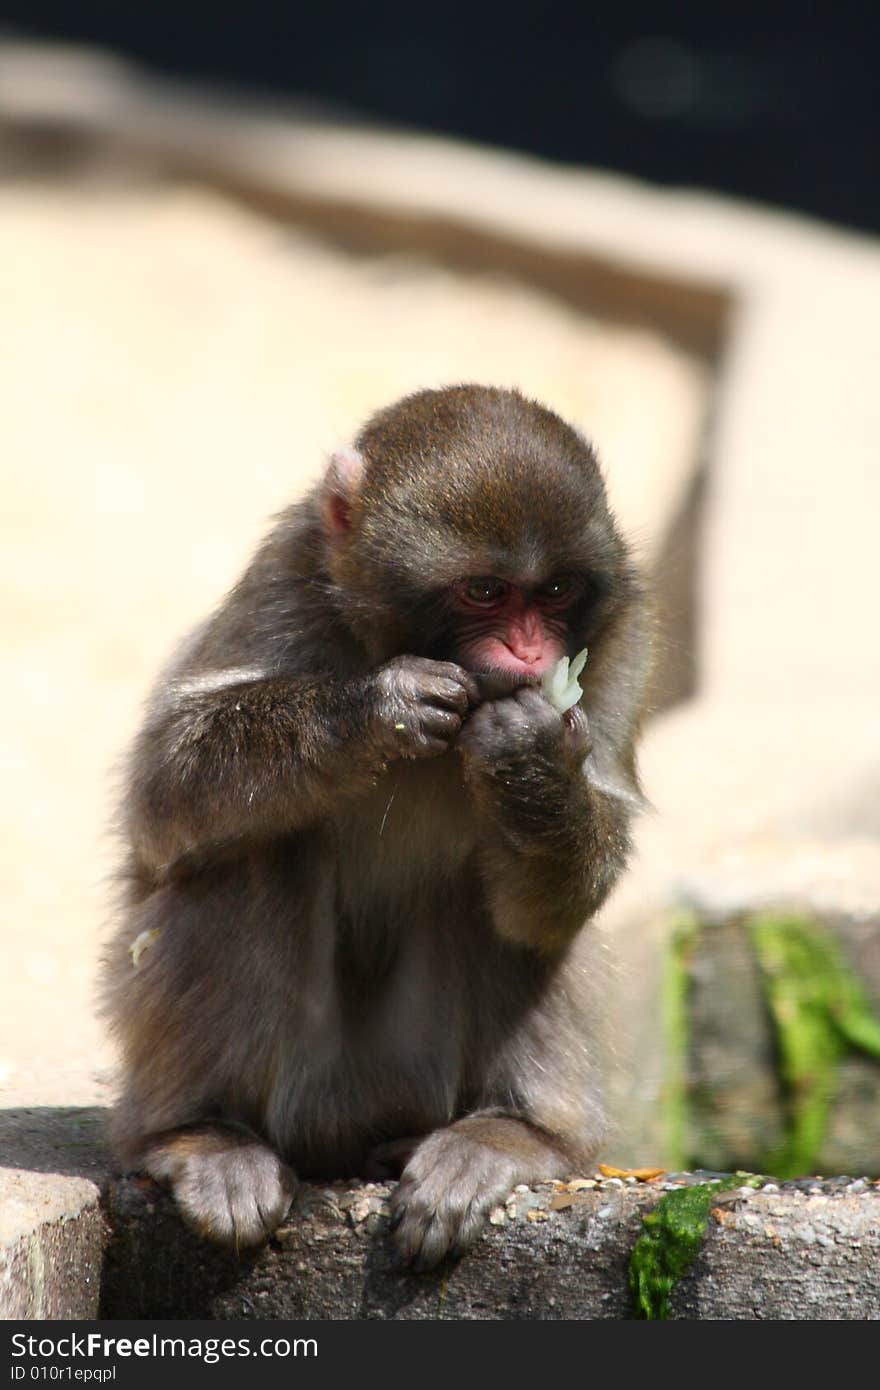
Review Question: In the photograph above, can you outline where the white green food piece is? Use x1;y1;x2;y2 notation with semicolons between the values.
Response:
541;647;588;713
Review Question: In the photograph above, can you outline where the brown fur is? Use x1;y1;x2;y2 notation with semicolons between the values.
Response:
102;384;651;1266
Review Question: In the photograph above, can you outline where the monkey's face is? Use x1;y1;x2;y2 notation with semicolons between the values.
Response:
328;508;621;680
428;573;583;679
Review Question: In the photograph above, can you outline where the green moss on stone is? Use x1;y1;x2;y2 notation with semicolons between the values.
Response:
749;913;880;1178
630;1174;762;1320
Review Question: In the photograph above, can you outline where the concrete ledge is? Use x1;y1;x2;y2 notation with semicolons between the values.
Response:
0;1107;108;1318
0;1172;104;1319
98;1173;880;1320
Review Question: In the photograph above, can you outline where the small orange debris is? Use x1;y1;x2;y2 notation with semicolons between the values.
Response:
597;1163;666;1181
711;1207;737;1227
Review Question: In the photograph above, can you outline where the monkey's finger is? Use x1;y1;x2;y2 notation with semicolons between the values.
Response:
411;1218;455;1273
390;1201;444;1269
455;705;506;750
391;1177;484;1270
407;659;480;705
512;686;566;736
563;704;590;734
420;707;463;738
562;706;592;757
480;697;535;734
513;686;559;716
421;676;477;713
441;663;481;705
456;669;482;706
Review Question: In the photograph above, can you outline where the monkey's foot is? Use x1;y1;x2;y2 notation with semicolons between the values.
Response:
140;1123;296;1249
390;1117;566;1271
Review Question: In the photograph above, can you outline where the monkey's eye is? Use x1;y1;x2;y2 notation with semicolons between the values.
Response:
536;575;581;606
461;577;510;606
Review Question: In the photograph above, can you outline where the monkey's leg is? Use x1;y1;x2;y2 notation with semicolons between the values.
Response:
390;1115;574;1270
138;1122;296;1249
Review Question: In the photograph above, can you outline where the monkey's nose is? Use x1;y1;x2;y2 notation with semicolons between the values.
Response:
505;610;548;666
501;644;554;675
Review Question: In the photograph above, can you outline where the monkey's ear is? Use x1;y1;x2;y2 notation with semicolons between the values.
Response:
320;447;365;539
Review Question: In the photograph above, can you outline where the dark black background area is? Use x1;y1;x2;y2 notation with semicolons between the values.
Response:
2;2;878;235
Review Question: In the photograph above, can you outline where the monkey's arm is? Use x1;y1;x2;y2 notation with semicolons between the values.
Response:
127;656;478;870
459;687;640;951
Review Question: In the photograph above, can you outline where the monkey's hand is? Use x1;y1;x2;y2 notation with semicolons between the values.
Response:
371;656;480;761
457;685;591;776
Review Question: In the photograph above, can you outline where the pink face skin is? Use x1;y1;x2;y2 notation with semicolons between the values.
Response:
449;576;582;678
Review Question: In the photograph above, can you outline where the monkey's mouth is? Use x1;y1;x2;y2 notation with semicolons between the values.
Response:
468;657;548;701
473;639;558;679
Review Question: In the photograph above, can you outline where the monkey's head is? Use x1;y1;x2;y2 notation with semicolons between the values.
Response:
319;384;636;675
